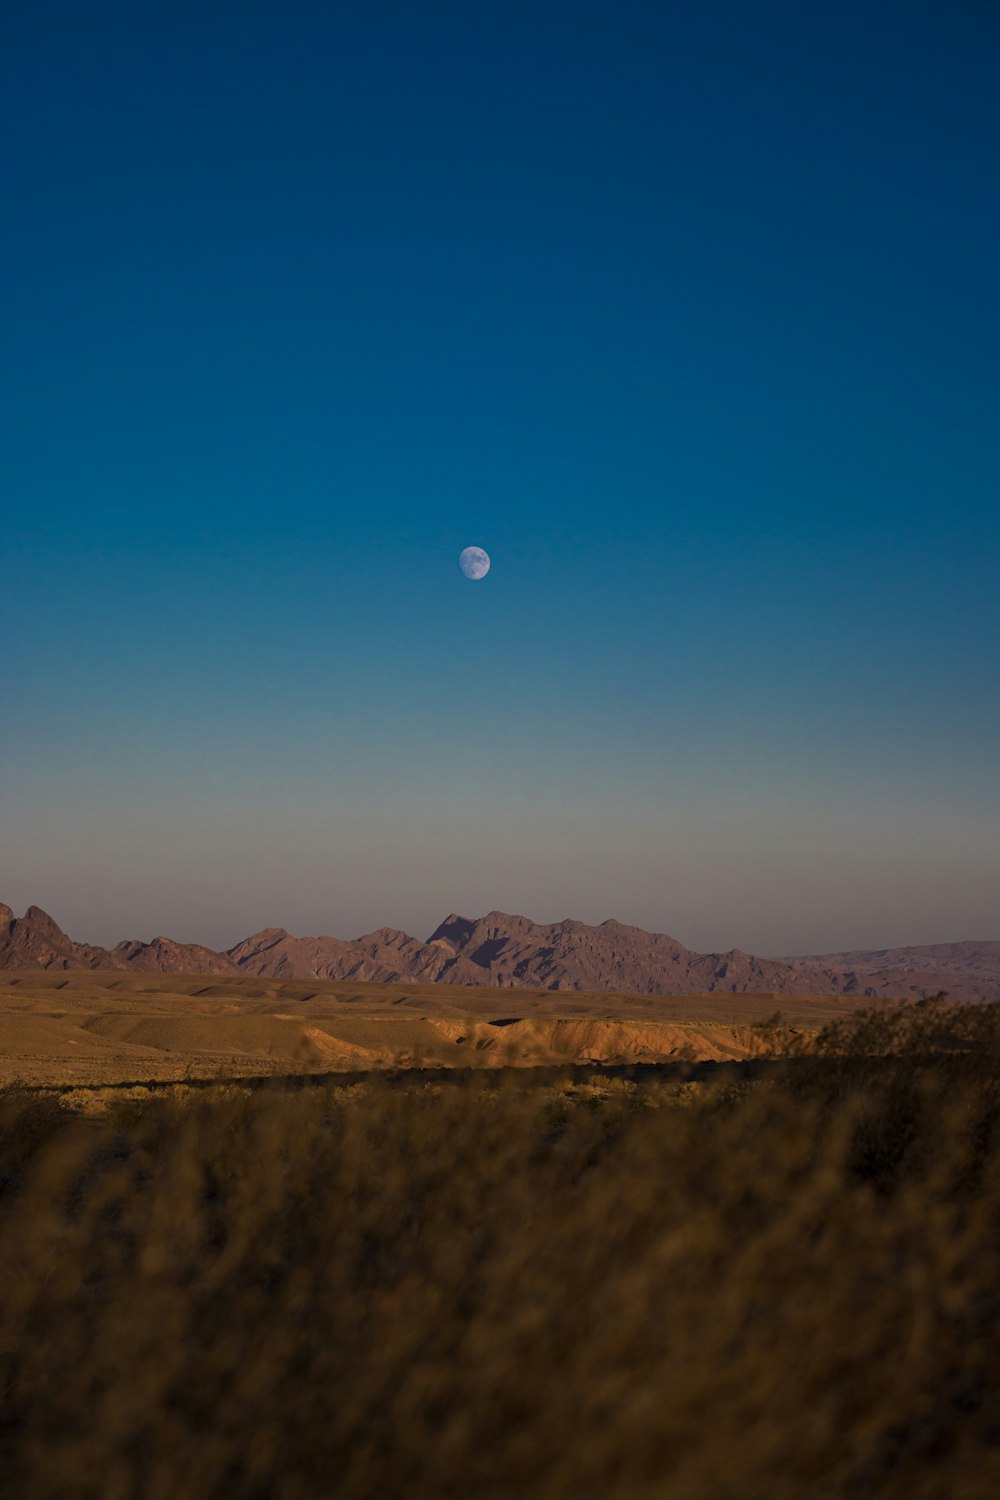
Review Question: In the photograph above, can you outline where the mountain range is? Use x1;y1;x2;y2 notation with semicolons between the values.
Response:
2;901;998;1001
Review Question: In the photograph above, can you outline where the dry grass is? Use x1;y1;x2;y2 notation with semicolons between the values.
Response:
2;999;1000;1498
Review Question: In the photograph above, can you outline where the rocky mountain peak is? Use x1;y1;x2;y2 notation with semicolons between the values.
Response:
427;914;478;946
21;905;68;940
2;899;997;1001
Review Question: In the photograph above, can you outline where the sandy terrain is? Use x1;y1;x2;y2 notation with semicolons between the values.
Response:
0;970;883;1086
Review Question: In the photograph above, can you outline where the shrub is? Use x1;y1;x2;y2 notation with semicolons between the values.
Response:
2;1015;1000;1498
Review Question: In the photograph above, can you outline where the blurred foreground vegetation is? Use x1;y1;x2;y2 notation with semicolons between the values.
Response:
3;999;1000;1498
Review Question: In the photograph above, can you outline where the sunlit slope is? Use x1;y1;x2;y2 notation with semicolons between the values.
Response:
0;970;884;1084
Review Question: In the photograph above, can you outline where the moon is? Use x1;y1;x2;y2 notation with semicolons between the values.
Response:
459;545;491;580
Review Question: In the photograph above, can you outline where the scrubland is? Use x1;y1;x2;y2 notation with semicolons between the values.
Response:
2;999;1000;1498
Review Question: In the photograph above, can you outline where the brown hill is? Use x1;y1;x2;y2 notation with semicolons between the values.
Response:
0;907;238;977
2;900;996;1001
226;925;489;985
224;928;400;982
351;928;489;986
0;904;123;971
112;936;240;974
428;911;885;996
784;940;1000;1005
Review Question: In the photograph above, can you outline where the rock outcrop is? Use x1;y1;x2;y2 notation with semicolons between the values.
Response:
112;937;241;974
427;912;881;996
2;901;997;1000
0;904;123;971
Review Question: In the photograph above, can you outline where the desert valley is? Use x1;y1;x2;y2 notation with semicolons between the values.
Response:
2;900;997;1087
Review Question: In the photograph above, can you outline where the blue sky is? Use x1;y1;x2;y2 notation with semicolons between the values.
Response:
3;0;998;953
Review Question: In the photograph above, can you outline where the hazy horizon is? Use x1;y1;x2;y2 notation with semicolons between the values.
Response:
3;3;998;958
2;867;996;961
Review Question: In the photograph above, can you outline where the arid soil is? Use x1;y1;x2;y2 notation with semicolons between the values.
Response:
0;970;877;1086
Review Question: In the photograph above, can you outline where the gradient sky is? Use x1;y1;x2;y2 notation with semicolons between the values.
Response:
3;0;998;955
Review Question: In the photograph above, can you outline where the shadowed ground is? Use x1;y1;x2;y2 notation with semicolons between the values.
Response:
4;1000;1000;1499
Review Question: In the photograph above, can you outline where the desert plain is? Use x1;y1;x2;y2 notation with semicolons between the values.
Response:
0;968;885;1089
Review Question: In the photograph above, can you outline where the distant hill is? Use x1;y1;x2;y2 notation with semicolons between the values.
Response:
426;911;1000;998
427;911;889;997
2;900;997;1000
112;936;240;974
0;904;238;975
783;941;1000;1004
226;925;486;986
0;904;121;972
